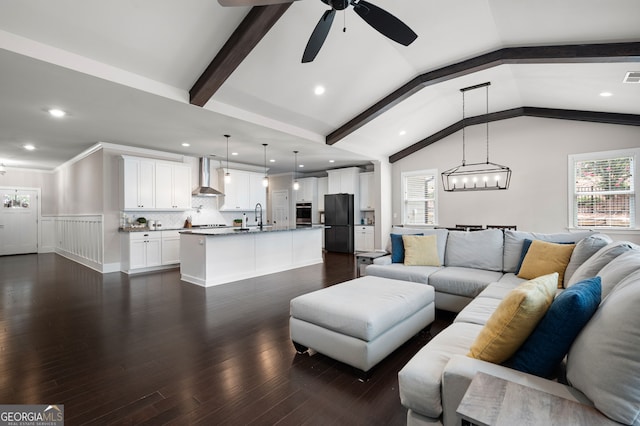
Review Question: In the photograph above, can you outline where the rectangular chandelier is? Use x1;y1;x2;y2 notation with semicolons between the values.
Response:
441;161;512;191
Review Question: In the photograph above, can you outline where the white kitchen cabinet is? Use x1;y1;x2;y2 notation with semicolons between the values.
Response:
127;232;162;270
155;162;192;210
359;172;375;211
123;157;155;209
219;169;266;211
295;177;317;203
355;225;374;252
327;167;360;194
122;156;191;211
317;177;328;211
161;230;181;265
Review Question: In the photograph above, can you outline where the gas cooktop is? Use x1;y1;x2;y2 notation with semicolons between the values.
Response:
190;224;229;228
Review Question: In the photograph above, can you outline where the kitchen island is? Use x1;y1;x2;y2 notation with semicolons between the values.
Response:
179;225;324;287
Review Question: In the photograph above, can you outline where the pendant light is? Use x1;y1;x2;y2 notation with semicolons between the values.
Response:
441;82;511;192
224;134;231;184
293;150;300;191
262;143;269;187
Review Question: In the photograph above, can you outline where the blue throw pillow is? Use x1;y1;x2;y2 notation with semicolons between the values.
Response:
507;276;601;378
390;233;422;263
515;239;533;274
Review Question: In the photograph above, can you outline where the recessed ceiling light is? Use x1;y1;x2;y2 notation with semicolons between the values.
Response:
231;152;238;156
48;108;66;118
399;130;407;136
24;144;36;151
600;92;613;97
314;85;325;96
299;164;304;168
269;159;276;163
329;160;335;163
181;143;190;147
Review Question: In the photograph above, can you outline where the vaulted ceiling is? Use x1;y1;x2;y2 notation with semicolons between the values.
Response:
0;0;638;173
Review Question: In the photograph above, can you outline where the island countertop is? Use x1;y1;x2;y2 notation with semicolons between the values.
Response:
179;224;325;236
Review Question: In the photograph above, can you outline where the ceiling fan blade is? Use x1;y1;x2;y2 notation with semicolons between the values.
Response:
352;0;417;46
218;0;301;7
302;9;336;63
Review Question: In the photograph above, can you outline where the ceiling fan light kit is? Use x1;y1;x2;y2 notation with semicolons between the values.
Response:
218;0;417;63
441;82;512;192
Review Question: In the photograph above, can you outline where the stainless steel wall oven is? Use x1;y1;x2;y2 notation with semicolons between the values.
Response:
296;202;312;226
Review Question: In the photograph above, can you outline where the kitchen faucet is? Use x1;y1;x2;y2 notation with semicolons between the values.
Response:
255;203;263;230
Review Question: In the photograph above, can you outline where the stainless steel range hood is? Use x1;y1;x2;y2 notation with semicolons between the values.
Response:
192;157;224;197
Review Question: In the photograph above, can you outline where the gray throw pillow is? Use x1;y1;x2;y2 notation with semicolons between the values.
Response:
564;234;612;285
566;241;636;288
566;269;640;425
596;249;640;300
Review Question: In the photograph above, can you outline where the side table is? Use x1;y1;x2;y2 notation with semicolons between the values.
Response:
457;372;617;426
355;251;387;277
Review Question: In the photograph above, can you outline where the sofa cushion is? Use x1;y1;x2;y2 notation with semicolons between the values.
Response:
496;273;528;287
445;229;504;271
364;264;440;284
390;232;422;263
467;273;557;363
454;297;502;326
428;267;504;298
403;235;441;266
398;322;483;419
517;240;576;288
388;227;449;264
595;249;640;300
503;230;594;273
566;270;640;425
564;234;612;284
508;276;601;378
566;241;637;288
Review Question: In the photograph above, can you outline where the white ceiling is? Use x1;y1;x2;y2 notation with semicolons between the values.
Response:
0;0;638;174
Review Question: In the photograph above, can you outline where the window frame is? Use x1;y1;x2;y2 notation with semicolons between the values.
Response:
568;148;639;230
401;169;438;226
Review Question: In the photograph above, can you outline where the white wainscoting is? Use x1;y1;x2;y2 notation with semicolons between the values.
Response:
51;215;105;272
39;217;56;253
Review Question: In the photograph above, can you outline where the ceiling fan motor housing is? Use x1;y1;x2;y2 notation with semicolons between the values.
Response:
323;0;349;10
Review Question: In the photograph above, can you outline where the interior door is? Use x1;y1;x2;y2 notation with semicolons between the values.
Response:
0;188;38;255
271;190;289;227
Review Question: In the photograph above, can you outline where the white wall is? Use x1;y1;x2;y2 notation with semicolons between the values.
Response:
391;117;640;243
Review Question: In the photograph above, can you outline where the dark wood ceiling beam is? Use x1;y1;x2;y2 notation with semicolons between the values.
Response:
389;108;640;163
327;42;640;145
190;3;292;107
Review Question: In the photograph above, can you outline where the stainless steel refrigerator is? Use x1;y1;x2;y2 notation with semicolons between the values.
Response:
324;193;354;253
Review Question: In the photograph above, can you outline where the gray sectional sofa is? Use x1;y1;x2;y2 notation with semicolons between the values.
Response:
365;227;640;425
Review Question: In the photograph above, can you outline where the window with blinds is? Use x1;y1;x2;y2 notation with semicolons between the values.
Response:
402;170;437;226
570;150;637;228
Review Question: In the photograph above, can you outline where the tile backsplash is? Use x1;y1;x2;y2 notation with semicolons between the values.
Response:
122;196;263;229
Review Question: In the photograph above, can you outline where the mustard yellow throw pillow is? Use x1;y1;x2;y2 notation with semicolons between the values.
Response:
468;273;558;363
518;240;576;288
403;235;440;266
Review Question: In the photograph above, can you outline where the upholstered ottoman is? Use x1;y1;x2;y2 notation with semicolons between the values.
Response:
290;275;435;376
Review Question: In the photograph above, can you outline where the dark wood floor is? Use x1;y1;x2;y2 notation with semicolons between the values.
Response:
0;252;453;425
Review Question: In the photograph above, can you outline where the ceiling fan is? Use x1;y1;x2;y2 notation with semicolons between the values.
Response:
218;0;418;63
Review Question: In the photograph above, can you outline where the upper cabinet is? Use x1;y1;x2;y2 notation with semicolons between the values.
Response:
327;167;360;195
155;162;192;209
295;177;318;203
122;156;192;211
123;157;155;209
219;169;266;211
359;172;375;211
